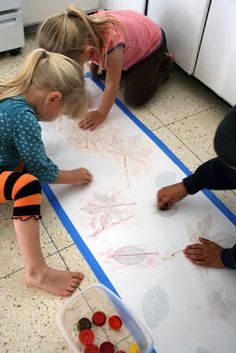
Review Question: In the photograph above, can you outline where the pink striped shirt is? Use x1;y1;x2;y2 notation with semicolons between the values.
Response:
91;10;162;71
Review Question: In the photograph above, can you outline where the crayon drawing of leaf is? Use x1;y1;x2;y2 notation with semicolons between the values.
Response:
198;214;212;237
187;214;213;242
111;246;158;265
80;192;135;237
108;134;152;187
56;117;107;153
143;285;169;329
100;207;122;230
207;288;236;322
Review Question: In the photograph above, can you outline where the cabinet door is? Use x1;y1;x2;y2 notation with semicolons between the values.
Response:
100;0;146;13
21;0;99;26
147;0;210;74
194;0;236;105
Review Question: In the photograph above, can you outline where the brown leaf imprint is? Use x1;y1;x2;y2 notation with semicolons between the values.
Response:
80;192;136;238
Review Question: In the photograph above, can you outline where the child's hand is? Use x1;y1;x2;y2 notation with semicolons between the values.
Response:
71;168;92;185
157;182;188;209
184;237;224;268
79;110;106;130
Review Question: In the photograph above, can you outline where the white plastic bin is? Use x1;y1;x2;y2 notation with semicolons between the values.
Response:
56;284;153;353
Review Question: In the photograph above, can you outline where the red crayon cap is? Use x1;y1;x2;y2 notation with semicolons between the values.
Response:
79;329;95;345
84;344;100;353
108;315;122;330
92;311;106;326
100;342;115;353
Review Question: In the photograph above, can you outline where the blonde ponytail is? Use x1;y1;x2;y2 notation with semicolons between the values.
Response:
0;49;45;99
0;48;87;119
37;4;125;66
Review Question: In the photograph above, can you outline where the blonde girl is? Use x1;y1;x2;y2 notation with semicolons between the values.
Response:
38;5;172;130
0;48;92;296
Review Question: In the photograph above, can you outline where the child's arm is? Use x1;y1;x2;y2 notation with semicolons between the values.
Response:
79;46;123;130
13;111;92;185
157;157;236;209
183;157;236;193
53;168;92;185
157;182;188;209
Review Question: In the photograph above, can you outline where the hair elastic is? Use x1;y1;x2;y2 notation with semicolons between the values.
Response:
41;50;48;59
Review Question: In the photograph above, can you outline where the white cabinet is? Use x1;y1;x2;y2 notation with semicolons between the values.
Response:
194;0;236;105
100;0;146;13
21;0;99;26
0;0;24;53
147;0;210;74
0;10;24;52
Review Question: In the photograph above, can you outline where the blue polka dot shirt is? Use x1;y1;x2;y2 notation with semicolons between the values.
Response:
0;95;58;183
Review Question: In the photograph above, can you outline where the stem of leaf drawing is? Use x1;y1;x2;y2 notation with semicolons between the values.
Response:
201;217;211;237
112;251;159;258
87;202;136;211
85;131;88;149
170;249;184;257
101;210;111;230
123;155;130;188
88;215;134;238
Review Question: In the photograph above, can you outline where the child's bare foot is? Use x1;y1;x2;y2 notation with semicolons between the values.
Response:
157;182;188;210
24;266;84;296
184;237;224;268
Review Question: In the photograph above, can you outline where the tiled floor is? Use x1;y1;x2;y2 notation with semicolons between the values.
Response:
0;33;234;352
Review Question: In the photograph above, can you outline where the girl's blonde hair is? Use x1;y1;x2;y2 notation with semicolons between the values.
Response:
37;4;125;67
0;48;87;119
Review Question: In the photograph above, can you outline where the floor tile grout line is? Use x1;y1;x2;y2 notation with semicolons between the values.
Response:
152;124;205;168
150;102;225;128
40;218;76;271
0;246;77;280
40;215;75;254
41;214;93;270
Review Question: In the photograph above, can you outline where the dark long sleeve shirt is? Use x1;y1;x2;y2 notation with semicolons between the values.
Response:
183;157;236;269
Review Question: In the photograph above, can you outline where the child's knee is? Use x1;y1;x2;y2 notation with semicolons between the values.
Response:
124;88;150;107
12;173;42;201
12;173;42;220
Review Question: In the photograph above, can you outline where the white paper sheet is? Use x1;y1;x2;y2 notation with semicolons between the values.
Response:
41;78;236;353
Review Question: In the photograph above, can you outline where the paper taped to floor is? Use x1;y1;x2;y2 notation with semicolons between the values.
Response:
41;78;236;353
